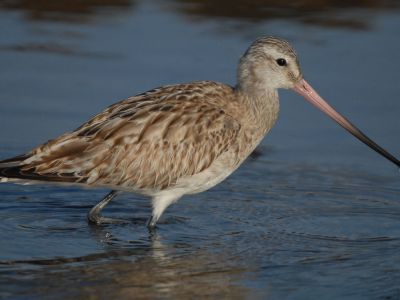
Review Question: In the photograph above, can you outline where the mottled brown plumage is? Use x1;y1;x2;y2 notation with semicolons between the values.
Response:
16;82;243;191
1;36;398;228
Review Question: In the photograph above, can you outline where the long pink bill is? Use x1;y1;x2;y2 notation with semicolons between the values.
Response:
293;79;400;168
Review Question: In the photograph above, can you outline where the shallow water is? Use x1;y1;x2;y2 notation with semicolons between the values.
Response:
0;1;400;299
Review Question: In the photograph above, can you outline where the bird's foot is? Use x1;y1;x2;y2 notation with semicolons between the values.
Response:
87;213;129;225
146;215;158;230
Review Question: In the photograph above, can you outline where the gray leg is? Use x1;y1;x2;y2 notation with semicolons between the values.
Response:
146;215;157;229
87;190;121;225
146;192;182;229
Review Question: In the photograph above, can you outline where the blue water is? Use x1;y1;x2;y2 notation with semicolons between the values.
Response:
0;1;399;299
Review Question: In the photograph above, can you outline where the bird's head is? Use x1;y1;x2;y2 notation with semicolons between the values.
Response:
237;36;400;168
237;36;302;91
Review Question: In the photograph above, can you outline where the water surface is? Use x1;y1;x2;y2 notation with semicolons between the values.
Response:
0;1;400;299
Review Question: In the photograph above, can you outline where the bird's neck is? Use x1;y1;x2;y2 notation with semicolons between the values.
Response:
229;84;279;162
234;84;280;134
235;60;280;131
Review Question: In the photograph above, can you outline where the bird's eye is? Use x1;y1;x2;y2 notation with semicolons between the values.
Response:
276;58;287;66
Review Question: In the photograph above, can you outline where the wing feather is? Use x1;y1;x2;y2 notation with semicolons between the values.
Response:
0;81;241;191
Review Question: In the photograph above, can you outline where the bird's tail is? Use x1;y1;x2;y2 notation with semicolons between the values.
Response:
0;153;80;184
0;154;31;183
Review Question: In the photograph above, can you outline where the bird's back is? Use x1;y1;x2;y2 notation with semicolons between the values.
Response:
0;81;244;194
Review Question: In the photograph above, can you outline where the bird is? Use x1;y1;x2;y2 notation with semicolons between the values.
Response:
0;37;399;229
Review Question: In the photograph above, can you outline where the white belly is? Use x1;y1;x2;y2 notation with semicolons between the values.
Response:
172;149;241;195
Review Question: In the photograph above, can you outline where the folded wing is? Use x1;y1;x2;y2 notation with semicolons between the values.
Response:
0;82;241;191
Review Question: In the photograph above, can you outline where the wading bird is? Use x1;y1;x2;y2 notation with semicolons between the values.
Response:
1;37;399;228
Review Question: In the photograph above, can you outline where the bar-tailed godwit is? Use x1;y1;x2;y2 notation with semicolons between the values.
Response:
1;37;399;228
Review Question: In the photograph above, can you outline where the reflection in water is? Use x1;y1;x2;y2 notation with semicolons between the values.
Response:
1;0;400;29
0;0;135;22
0;43;119;58
0;229;250;299
168;0;400;29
